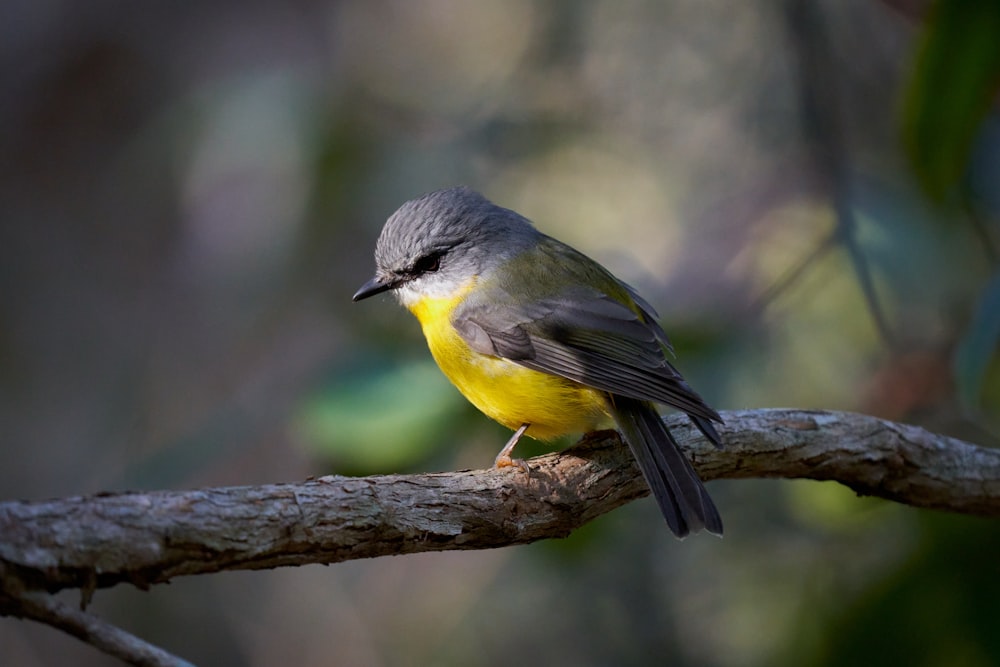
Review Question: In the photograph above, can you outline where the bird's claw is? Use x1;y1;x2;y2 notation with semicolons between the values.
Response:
494;453;530;474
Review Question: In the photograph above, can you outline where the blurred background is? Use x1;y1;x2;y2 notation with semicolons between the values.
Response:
2;0;999;665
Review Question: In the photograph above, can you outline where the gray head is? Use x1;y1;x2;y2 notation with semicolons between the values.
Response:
353;186;541;306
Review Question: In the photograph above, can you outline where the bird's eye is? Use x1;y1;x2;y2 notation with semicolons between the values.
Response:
413;251;442;274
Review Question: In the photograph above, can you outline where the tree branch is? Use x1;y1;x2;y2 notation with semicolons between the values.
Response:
0;588;194;667
2;409;998;664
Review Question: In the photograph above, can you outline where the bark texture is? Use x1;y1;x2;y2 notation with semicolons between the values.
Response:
2;409;997;603
3;408;999;665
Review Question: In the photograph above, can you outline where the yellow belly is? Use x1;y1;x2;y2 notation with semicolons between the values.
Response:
409;291;608;441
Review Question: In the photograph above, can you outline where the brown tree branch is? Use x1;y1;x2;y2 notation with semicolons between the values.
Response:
1;588;194;667
2;409;998;664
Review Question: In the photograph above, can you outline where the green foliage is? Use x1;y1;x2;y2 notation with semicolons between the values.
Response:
295;358;465;473
902;0;1000;201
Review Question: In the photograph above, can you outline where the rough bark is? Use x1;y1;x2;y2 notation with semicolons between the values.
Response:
1;409;998;665
2;409;997;596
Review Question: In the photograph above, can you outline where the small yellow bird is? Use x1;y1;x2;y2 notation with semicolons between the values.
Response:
354;187;723;537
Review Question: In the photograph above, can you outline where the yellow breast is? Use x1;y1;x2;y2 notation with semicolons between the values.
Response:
407;286;608;441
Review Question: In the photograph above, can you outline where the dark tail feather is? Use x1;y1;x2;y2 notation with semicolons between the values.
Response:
691;414;723;448
608;396;723;538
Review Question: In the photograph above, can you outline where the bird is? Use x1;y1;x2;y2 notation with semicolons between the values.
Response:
353;186;723;537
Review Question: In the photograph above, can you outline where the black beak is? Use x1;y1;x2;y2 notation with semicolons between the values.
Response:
353;275;395;301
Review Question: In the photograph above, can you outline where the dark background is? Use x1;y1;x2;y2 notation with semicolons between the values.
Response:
2;1;998;665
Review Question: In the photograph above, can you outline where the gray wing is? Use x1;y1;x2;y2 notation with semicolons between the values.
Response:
451;284;721;425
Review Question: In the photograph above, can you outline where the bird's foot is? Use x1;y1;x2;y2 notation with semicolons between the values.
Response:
494;423;531;473
494;452;530;473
